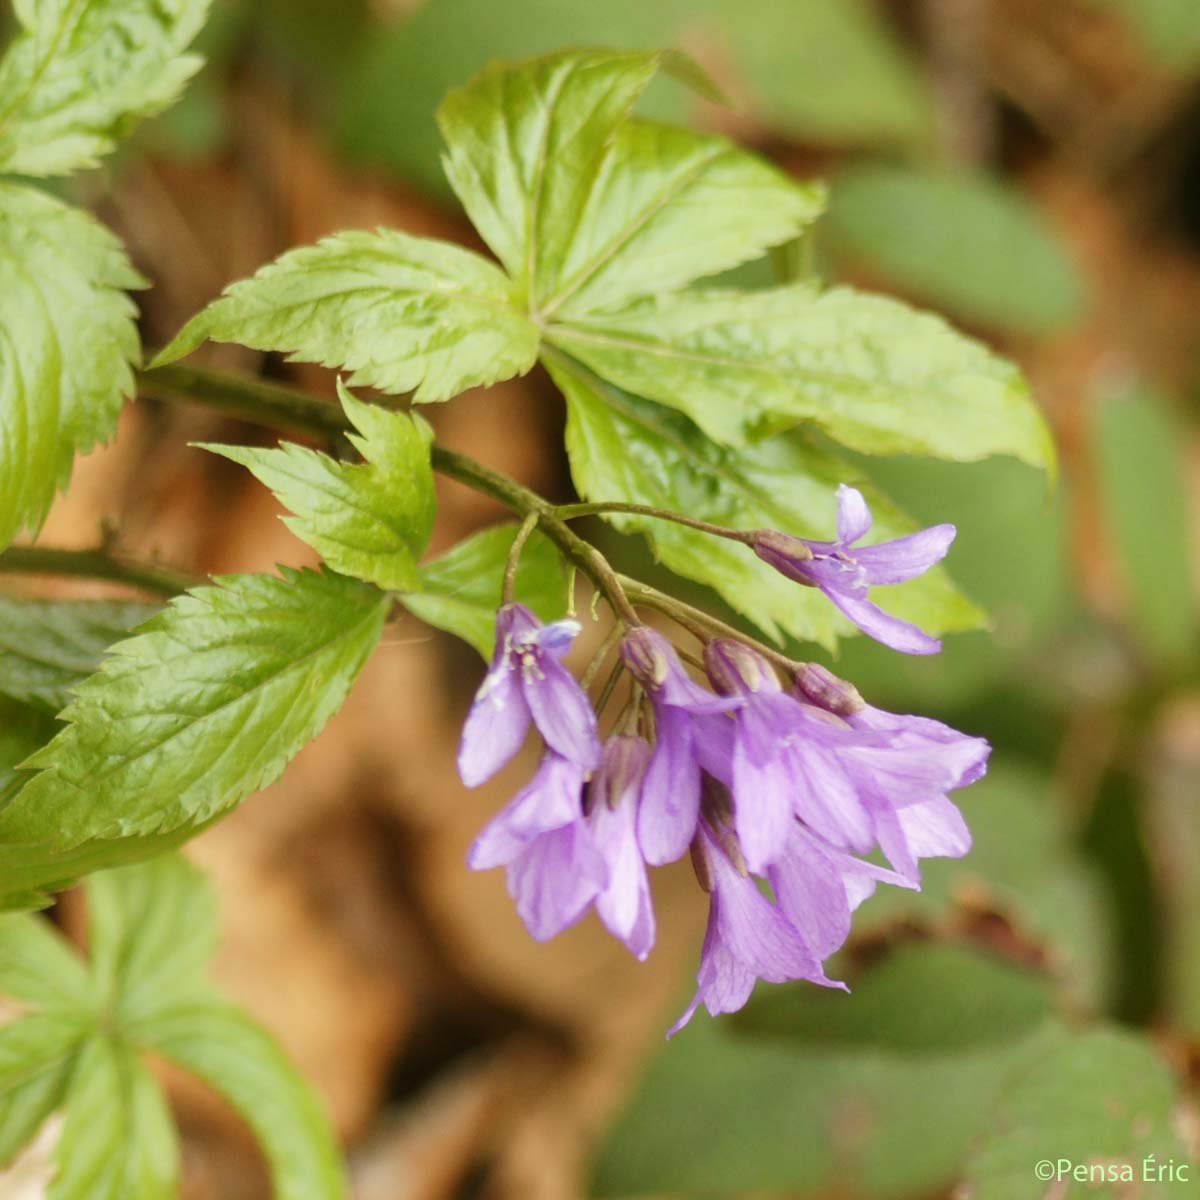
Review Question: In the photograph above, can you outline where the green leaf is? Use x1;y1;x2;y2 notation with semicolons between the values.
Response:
547;285;1056;470
133;1001;346;1200
337;0;931;196
714;0;933;147
0;0;212;176
402;523;568;657
438;48;823;316
0;856;347;1196
50;1035;179;1200
0;1013;86;1167
0;596;160;712
854;764;1113;1010
85;854;219;1025
153;228;539;403
202;383;436;592
1091;383;1197;669
737;942;1053;1053
0;568;388;853
549;353;982;650
0;181;143;551
962;1030;1196;1199
592;1013;1063;1198
827;164;1085;335
0;697;56;805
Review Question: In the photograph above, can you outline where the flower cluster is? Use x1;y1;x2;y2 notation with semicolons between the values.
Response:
459;488;989;1032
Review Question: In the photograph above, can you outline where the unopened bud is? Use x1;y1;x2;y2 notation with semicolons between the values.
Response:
620;626;670;688
704;639;780;696
596;735;650;810
793;662;865;717
751;529;817;585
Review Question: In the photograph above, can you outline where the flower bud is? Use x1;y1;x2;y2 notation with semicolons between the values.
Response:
792;662;865;717
703;639;781;696
620;626;671;688
751;529;816;585
592;734;650;811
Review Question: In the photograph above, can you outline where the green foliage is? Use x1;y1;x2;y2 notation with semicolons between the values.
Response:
203;383;437;592
1091;383;1197;669
0;0;212;176
827;164;1085;335
0;183;143;551
736;941;1053;1052
0;697;55;804
157;48;1049;647
402;523;569;657
437;48;824;316
549;284;1054;466
592;1012;1065;1198
337;0;931;193
0;855;346;1198
962;1030;1198;1198
551;354;982;649
854;764;1113;1009
0;569;388;908
153;227;540;402
0;597;160;712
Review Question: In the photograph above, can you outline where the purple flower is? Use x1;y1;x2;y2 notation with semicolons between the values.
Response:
752;484;955;655
467;741;657;957
794;663;989;882
669;825;846;1036
587;736;656;960
621;627;737;867
468;751;606;941
458;603;600;787
701;641;876;873
767;823;914;960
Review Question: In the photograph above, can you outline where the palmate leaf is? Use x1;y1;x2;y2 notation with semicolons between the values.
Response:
0;596;160;712
437;48;824;315
50;1036;179;1200
401;522;569;657
153;228;540;402
0;0;212;177
548;285;1056;468
0;182;143;551
202;383;437;592
0;856;346;1197
549;353;982;649
0;569;388;871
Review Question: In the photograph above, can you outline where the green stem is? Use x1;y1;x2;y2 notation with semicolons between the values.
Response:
430;447;638;624
0;545;195;597
619;575;800;675
140;363;351;440
554;500;756;544
502;511;540;604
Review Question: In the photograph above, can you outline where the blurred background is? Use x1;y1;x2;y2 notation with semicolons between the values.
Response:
6;0;1200;1195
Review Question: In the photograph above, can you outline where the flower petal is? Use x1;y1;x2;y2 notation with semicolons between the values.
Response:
458;663;530;787
468;753;584;869
638;706;700;865
824;588;943;655
522;653;601;770
853;524;956;585
506;820;608;941
731;700;798;873
836;484;873;544
592;797;656;960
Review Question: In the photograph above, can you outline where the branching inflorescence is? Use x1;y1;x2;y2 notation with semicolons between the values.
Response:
456;486;988;1031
